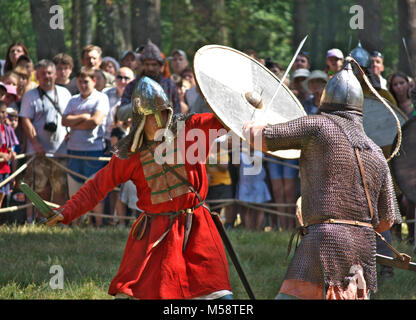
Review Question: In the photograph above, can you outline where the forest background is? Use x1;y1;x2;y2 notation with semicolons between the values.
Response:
0;0;415;77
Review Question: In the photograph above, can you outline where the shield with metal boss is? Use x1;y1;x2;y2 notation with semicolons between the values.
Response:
193;45;307;160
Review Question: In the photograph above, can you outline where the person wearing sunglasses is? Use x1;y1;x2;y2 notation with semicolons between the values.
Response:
104;67;135;151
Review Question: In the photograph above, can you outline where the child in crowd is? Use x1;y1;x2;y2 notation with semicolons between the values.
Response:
110;116;139;226
1;71;19;89
0;101;19;207
62;67;110;227
236;145;271;231
6;107;21;186
7;108;18;127
206;136;234;227
16;55;36;85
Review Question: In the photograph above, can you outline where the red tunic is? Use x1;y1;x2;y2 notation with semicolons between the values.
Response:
60;113;232;299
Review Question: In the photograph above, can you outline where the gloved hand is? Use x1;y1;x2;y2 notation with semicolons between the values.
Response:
45;208;65;226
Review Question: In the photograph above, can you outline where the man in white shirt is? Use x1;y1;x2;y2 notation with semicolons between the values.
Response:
19;59;72;223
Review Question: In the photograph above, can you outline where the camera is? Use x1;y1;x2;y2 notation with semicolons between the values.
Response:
44;122;57;133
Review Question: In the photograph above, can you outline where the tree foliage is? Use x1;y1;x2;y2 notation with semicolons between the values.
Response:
0;0;36;59
0;0;410;77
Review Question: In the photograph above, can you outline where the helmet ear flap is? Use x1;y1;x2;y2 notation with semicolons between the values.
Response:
130;118;146;152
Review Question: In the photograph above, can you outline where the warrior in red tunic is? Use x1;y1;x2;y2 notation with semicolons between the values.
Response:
47;76;232;299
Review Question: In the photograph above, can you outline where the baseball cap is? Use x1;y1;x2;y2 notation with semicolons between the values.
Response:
293;68;311;79
303;70;329;90
371;50;384;59
121;50;137;61
327;48;344;60
102;56;120;71
171;49;187;59
6;106;18;116
4;85;17;96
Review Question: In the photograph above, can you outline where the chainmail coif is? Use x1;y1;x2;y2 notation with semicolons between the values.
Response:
263;111;401;293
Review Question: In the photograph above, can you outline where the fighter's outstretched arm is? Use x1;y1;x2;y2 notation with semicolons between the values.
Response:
47;154;136;226
242;115;324;153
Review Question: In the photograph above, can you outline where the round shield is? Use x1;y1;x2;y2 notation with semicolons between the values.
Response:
193;45;306;159
391;117;416;203
363;95;407;148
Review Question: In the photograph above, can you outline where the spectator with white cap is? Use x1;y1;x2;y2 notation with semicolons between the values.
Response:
101;56;120;76
170;49;189;84
326;48;344;78
302;70;329;115
290;68;311;103
120;50;138;73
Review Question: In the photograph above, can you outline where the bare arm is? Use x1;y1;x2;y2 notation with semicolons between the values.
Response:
0;152;11;162
64;111;106;130
20;117;45;154
61;113;91;127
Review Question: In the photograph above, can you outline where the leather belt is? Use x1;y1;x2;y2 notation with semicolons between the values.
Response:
285;217;373;263
131;200;206;252
305;218;373;229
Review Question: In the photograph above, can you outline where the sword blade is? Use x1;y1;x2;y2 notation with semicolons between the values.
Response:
266;35;308;110
20;182;55;218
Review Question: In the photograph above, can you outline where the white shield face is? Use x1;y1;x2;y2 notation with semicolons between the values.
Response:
194;45;306;159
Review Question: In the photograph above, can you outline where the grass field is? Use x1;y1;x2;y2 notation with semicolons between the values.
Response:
0;223;415;300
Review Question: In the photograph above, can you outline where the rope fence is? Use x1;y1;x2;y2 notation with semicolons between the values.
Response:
0;155;36;189
0;151;414;227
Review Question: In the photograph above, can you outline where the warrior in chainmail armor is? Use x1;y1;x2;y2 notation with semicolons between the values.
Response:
244;60;401;299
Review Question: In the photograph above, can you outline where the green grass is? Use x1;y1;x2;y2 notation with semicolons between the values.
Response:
0;224;415;299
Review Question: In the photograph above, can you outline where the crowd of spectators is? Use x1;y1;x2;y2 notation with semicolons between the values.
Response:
0;40;414;251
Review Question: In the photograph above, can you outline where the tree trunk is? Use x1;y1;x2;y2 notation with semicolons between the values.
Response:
217;0;228;45
359;0;382;53
192;0;228;45
398;0;416;77
29;0;66;61
71;0;81;72
131;0;161;50
293;0;309;52
95;0;124;60
80;0;93;47
117;0;132;52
